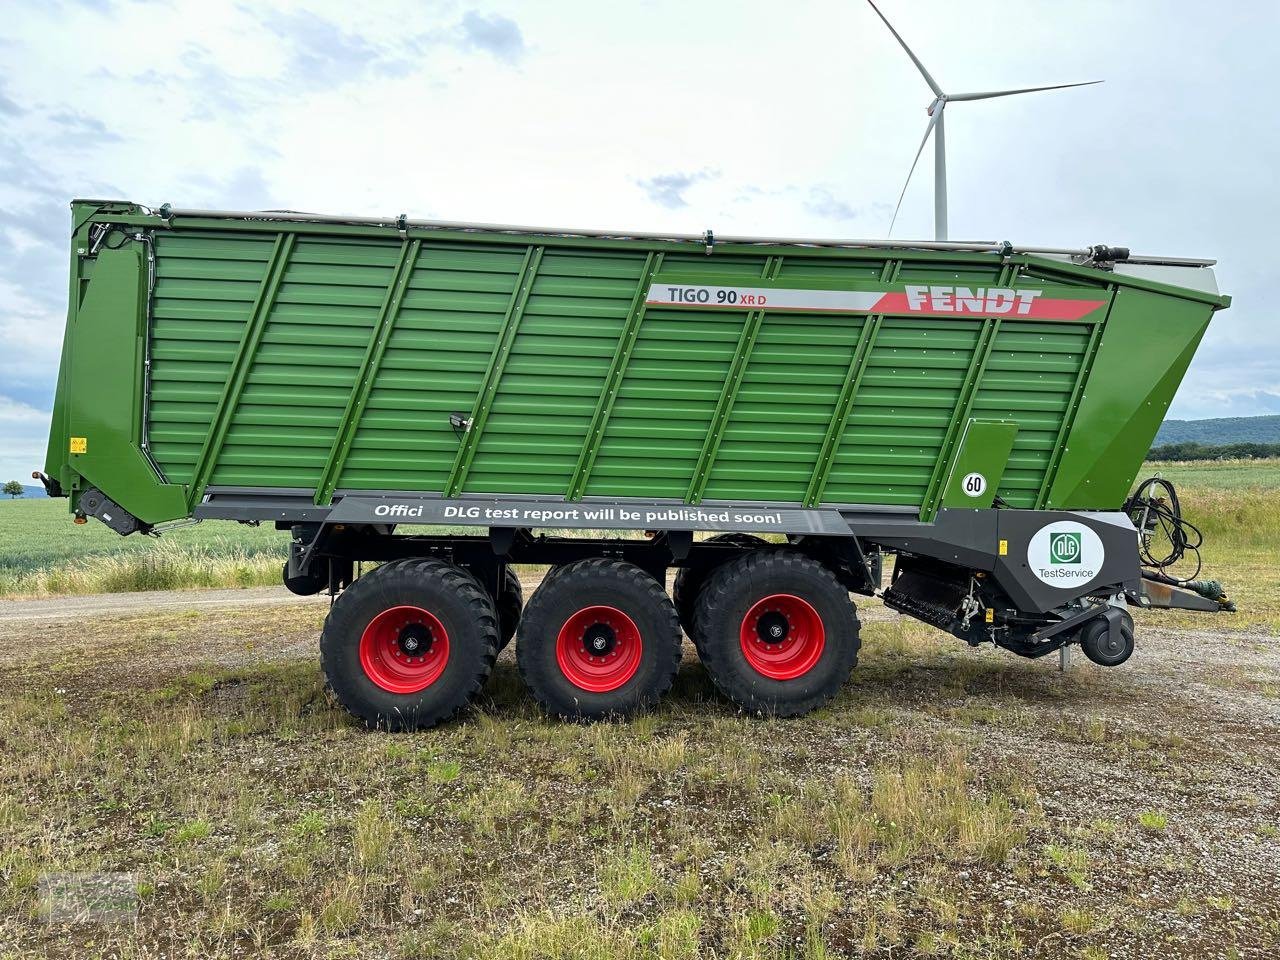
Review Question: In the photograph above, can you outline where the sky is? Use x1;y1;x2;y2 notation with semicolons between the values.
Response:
1;0;1277;483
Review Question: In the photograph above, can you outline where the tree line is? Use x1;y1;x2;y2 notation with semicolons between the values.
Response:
1147;441;1280;462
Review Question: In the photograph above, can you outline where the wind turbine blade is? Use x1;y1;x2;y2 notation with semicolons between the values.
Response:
888;107;940;237
866;0;943;97
947;80;1103;102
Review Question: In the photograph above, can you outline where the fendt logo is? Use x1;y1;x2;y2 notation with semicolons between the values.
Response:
1049;531;1082;564
904;285;1044;316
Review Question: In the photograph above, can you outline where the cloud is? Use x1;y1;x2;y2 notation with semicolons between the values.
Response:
0;272;67;410
47;110;122;141
0;395;53;482
1167;385;1280;420
257;8;389;87
0;89;21;116
457;11;525;64
637;171;718;210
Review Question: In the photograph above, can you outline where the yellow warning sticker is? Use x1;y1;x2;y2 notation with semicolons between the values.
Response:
985;608;994;623
69;437;87;454
998;539;1008;556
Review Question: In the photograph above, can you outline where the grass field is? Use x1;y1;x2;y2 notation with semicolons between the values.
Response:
0;498;286;596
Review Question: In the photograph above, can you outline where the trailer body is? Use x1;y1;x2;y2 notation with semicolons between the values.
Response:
39;201;1231;726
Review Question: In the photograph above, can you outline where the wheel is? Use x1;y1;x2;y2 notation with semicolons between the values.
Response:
1079;612;1135;667
282;561;326;597
516;559;681;721
320;558;498;730
693;550;860;717
493;565;523;650
672;534;769;640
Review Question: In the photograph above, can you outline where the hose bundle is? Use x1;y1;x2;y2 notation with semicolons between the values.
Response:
1123;477;1204;581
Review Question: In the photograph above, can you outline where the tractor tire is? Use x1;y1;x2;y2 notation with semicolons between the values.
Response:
693;549;860;717
320;558;498;730
516;559;681;721
672;533;769;641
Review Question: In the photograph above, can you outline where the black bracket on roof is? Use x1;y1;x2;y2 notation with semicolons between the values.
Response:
396;214;408;240
703;229;714;255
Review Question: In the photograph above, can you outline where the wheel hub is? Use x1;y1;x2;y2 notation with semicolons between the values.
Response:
397;623;433;656
756;611;789;644
582;623;617;656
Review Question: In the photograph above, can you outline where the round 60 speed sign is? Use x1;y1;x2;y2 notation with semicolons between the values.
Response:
961;472;987;498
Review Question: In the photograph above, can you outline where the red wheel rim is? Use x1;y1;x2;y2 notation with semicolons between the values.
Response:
555;605;643;693
739;594;825;680
359;605;450;694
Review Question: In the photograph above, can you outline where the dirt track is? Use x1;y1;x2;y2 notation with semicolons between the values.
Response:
0;585;328;627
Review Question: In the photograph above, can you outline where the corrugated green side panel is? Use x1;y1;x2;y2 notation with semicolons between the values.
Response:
136;219;1212;515
208;237;401;488
700;255;885;503
821;317;983;506
584;255;768;499
969;322;1092;507
700;312;866;503
341;243;527;491
464;249;649;495
147;232;278;484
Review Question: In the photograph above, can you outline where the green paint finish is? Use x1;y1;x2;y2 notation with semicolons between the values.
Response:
463;248;648;496
940;419;1019;509
1033;320;1104;509
444;245;543;497
1048;286;1217;508
972;320;1098;508
686;257;783;504
146;231;286;486
338;243;530;493
802;316;881;507
821;317;984;507
802;260;899;507
188;232;296;506
919;318;1002;520
566;252;663;501
44;202;1229;525
58;237;187;521
314;239;421;505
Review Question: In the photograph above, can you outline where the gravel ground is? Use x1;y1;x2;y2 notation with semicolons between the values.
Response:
1;580;1277;958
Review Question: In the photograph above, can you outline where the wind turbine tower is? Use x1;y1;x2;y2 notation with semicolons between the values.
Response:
867;1;1102;241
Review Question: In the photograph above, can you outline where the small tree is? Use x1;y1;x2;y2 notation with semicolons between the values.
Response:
3;481;23;499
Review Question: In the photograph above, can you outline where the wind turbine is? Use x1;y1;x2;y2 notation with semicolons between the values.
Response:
867;0;1101;241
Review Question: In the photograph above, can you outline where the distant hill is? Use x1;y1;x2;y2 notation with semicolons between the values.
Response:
1156;415;1280;446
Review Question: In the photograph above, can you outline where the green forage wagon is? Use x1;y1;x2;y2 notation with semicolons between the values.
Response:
40;201;1233;728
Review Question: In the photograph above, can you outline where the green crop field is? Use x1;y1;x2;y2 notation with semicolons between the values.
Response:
0;498;287;597
1138;457;1280;490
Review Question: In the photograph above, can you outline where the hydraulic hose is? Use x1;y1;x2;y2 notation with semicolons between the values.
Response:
1123;477;1204;581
